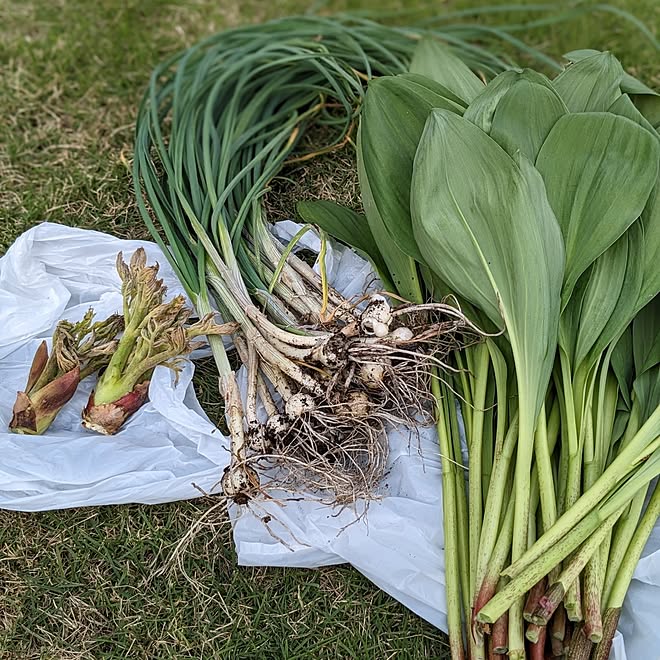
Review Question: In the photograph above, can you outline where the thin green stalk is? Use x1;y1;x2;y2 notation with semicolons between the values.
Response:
267;224;313;293
530;509;622;627
432;375;465;660
602;484;649;605
558;357;596;623
468;343;491;600
508;387;538;660
487;339;510;465
477;467;657;626
448;383;471;628
558;350;580;502
473;495;514;658
582;543;604;642
474;413;519;607
534;401;557;537
582;362;619;641
481;377;496;509
455;351;473;441
503;405;660;580
196;291;233;378
596;481;660;658
477;507;610;626
597;481;660;657
555;383;570;515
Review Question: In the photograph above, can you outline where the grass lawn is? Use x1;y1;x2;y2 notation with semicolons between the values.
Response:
0;1;658;658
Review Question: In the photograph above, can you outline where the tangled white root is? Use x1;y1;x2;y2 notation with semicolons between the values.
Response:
221;296;484;505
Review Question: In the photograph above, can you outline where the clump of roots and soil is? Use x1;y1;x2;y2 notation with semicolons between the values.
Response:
217;262;485;505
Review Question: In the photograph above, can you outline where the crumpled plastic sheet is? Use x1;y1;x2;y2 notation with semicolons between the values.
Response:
1;222;658;659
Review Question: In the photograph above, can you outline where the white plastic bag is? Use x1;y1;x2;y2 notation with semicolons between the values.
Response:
1;223;658;659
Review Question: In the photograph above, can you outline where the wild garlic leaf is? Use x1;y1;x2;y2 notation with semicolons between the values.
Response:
409;38;485;103
361;74;466;262
536;112;659;308
552;52;623;112
411;109;564;419
470;70;568;161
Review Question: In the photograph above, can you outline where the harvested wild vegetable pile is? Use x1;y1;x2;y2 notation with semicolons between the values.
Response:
308;47;660;659
132;13;570;503
130;9;660;660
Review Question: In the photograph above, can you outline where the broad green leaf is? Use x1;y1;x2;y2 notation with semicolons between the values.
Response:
411;109;564;422
464;70;523;133
583;223;644;369
623;75;659;97
639;179;660;307
296;199;393;290
563;49;657;97
466;70;566;161
562;49;600;62
633;297;660;376
564;48;660;129
612;409;630;444
635;96;660;130
536;112;659;307
361;74;466;262
583;177;660;367
357;125;422;302
409;38;484;103
559;231;628;369
608;94;658;135
557;272;587;368
632;366;660;423
552;52;623;112
578;188;660;380
612;326;634;408
488;74;567;161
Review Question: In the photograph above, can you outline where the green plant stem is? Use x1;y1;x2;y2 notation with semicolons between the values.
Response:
583;361;620;639
468;343;491;600
447;380;471;627
540;399;561;597
481;377;496;511
473;495;514;657
563;577;582;623
507;381;540;659
474;413;519;608
531;509;622;626
502;404;660;580
592;608;621;660
432;375;465;660
607;479;660;609
534;401;557;538
558;351;580;510
196;292;233;378
602;485;648;605
476;473;654;625
455;351;473;441
582;549;603;642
